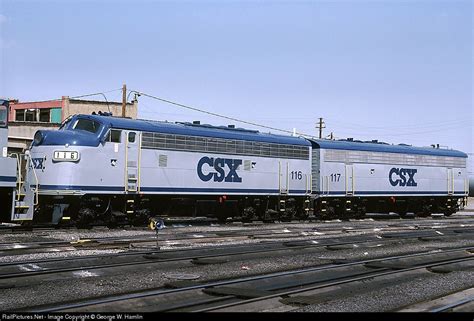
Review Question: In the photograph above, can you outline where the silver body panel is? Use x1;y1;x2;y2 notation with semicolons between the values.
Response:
29;130;312;196
313;148;468;197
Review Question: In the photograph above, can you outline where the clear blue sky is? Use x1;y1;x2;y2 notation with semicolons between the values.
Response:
0;0;472;164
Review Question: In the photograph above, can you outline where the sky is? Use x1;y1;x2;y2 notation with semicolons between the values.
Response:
0;0;472;170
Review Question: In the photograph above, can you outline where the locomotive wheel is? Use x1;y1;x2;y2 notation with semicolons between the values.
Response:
241;206;256;222
75;208;95;229
105;212;118;228
131;209;152;226
415;211;429;218
297;209;309;221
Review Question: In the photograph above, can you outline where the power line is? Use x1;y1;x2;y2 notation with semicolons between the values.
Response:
326;117;471;131
335;123;468;137
129;89;315;138
70;88;122;99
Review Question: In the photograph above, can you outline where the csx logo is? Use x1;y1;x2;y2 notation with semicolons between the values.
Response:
197;156;242;183
389;168;417;187
30;158;45;170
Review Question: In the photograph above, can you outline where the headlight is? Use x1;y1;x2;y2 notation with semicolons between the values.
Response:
33;131;44;145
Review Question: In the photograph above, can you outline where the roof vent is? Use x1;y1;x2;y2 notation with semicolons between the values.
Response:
193;121;200;125
347;138;353;141
371;140;378;143
92;111;113;116
228;124;235;129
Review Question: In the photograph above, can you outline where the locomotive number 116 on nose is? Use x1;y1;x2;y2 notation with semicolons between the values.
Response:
53;151;80;162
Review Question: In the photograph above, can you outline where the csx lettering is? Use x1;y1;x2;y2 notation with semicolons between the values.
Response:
197;157;242;183
389;168;417;187
31;158;45;170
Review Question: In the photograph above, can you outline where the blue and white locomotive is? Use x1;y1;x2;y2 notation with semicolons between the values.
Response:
27;113;469;226
309;139;468;218
0;99;35;223
29;114;312;226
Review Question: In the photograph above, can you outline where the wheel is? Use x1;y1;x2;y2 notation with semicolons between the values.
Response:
241;206;256;222
130;209;152;226
75;208;95;229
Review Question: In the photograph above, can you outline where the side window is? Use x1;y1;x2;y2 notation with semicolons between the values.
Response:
111;130;122;143
105;129;122;143
128;132;136;143
0;105;7;127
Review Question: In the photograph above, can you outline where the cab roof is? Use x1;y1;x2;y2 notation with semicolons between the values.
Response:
76;114;311;146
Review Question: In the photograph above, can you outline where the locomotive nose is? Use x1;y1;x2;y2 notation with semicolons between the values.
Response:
31;129;101;147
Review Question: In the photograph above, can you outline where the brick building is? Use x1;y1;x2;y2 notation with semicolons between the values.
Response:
8;96;138;152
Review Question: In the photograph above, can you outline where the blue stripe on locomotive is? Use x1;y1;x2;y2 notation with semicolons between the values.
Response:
0;176;16;182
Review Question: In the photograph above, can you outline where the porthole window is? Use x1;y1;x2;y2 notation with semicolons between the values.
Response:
128;132;136;143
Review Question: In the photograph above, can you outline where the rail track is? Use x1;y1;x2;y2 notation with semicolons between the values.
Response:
1;217;473;257
1;216;473;312
0;223;471;281
20;246;473;312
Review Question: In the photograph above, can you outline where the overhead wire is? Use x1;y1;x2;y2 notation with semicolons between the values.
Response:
128;89;315;138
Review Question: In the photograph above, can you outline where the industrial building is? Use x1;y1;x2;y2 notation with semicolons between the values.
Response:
7;96;138;152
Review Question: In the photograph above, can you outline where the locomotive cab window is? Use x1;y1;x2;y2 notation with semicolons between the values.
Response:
59;115;73;130
104;129;122;143
128;132;136;143
0;105;7;127
73;119;101;134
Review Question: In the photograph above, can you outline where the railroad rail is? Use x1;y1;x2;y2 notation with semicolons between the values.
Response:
21;246;473;312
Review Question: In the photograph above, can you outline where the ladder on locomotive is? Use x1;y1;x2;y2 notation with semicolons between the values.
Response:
11;153;37;222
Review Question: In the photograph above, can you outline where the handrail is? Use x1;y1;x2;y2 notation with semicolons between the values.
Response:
25;152;39;206
9;153;22;201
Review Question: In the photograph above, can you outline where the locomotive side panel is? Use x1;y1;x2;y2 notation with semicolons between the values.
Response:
139;149;312;195
317;148;467;197
310;139;468;218
0;156;17;189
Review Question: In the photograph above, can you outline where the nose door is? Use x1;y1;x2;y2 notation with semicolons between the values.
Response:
124;131;141;193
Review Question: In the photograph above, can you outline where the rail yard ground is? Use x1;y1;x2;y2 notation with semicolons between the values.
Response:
0;199;473;313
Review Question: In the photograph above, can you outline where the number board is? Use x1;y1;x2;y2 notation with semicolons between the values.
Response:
53;151;80;162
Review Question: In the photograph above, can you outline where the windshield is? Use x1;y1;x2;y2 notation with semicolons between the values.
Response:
73;118;101;134
0;105;7;127
59;115;73;130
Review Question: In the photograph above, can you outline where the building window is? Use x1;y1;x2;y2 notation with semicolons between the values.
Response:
39;109;50;122
25;109;36;121
14;108;58;123
16;109;25;121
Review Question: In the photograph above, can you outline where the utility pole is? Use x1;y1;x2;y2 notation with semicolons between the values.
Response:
316;117;325;139
121;84;127;118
